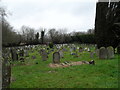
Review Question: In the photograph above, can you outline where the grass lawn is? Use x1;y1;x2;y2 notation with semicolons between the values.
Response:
10;47;119;88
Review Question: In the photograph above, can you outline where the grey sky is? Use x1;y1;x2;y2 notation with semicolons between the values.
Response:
1;0;98;33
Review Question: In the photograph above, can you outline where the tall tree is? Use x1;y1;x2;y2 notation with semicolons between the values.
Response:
35;32;39;44
41;29;45;44
95;1;120;49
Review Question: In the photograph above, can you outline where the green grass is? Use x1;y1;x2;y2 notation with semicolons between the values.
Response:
10;47;119;88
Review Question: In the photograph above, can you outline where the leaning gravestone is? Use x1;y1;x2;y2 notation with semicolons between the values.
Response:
41;50;48;61
107;46;114;59
99;47;107;59
53;52;60;64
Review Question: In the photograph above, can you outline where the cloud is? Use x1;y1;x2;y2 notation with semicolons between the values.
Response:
1;0;97;33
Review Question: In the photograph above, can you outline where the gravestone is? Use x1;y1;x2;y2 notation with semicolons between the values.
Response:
79;47;83;52
96;49;99;57
59;50;64;58
11;49;18;61
2;52;11;88
63;48;67;52
19;49;24;57
70;48;73;52
39;49;44;55
73;47;76;51
117;45;120;54
84;47;88;51
107;46;114;59
41;50;48;61
90;52;95;58
24;50;29;57
53;52;60;64
99;47;107;59
87;48;90;52
32;56;36;59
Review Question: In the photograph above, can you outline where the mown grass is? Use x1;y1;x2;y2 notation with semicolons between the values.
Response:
10;46;119;88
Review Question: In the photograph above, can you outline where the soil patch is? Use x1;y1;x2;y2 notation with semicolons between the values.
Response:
49;61;90;68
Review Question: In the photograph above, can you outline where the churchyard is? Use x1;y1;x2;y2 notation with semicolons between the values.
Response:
2;44;119;88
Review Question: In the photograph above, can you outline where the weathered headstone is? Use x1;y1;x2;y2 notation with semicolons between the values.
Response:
53;52;60;64
2;52;11;88
24;50;29;57
59;50;64;58
41;50;48;61
96;49;99;57
19;49;24;57
73;47;76;51
117;45;120;54
107;46;114;59
87;48;90;52
39;49;44;55
90;52;95;58
63;48;67;52
32;56;36;59
79;47;83;52
11;49;18;61
99;47;107;59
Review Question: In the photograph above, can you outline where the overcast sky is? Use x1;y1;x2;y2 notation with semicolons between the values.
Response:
1;0;98;33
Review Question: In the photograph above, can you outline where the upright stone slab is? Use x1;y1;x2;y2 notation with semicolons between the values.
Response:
99;47;107;59
117;45;120;54
53;52;60;64
107;46;114;59
24;50;29;57
59;50;64;58
73;47;76;51
79;47;83;52
41;50;48;61
11;49;18;61
70;47;73;52
96;49;99;57
2;52;11;88
90;52;95;58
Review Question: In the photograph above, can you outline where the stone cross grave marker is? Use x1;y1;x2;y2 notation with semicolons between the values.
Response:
53;52;60;64
99;47;107;59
